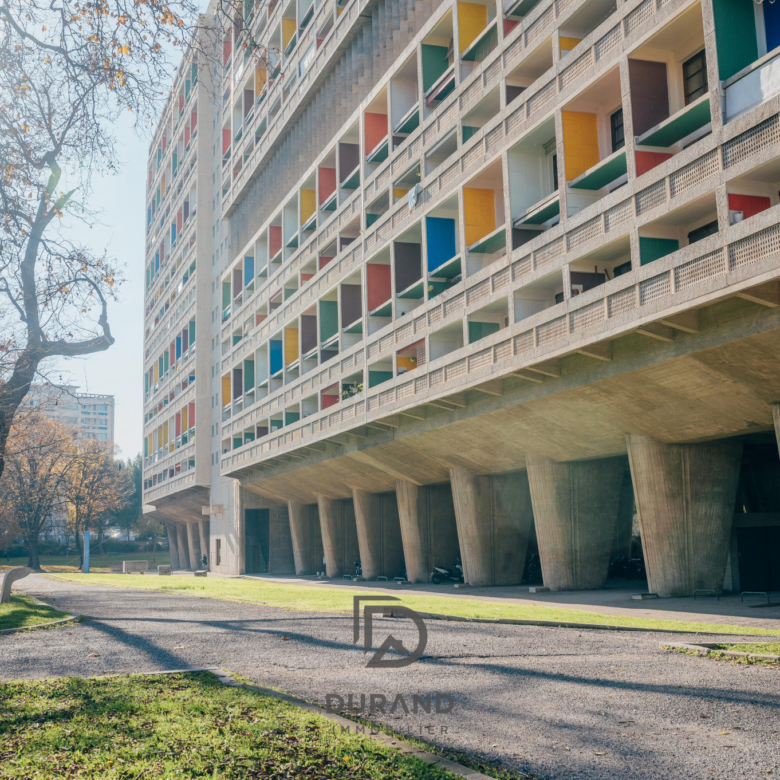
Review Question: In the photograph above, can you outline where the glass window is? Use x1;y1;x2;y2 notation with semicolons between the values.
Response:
683;50;708;105
610;108;625;152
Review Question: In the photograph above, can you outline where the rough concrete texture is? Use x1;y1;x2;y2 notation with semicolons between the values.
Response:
352;489;405;579
527;455;624;591
8;575;780;780
627;435;743;597
450;468;534;587
288;501;325;575
317;495;360;577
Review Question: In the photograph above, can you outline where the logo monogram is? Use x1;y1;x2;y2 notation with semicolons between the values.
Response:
353;596;428;668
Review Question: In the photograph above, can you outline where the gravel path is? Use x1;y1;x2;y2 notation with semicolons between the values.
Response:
4;574;779;780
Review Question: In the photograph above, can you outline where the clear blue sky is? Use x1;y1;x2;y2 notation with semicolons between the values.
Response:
54;112;147;460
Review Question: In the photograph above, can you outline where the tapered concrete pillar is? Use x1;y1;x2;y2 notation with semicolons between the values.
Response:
187;523;200;571
449;468;534;586
773;403;780;454
526;455;624;590
611;463;635;559
396;481;427;583
198;519;209;568
167;524;181;571
176;523;190;570
317;496;343;578
288;501;324;575
626;435;743;597
352;490;382;579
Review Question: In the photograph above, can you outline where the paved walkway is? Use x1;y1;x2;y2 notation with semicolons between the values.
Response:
240;573;780;631
3;575;779;780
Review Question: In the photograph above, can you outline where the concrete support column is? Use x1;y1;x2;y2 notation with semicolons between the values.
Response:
176;523;191;570
611;462;635;559
773;403;780;454
186;523;200;571
167;524;181;571
449;468;534;586
288;501;324;575
626;435;743;597
526;455;624;590
352;489;382;579
198;520;209;568
395;481;427;583
235;480;246;575
317;496;343;578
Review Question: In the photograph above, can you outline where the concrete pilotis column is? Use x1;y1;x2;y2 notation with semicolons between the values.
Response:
611;463;635;559
526;455;624;590
167;524;181;571
352;490;383;579
198;520;209;567
395;480;427;583
175;523;190;570
449;468;534;586
626;435;743;597
187;523;200;571
773;404;780;454
288;501;323;575
317;495;343;578
235;480;245;575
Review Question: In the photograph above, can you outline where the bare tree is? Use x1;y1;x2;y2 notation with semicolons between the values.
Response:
0;0;208;479
0;414;74;569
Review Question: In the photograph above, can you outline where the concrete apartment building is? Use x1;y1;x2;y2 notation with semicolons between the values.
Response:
29;385;116;444
143;0;780;596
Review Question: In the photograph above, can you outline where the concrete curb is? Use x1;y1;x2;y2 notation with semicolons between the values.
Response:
0;595;81;636
662;642;780;661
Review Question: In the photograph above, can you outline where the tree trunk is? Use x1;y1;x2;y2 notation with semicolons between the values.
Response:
26;536;41;570
151;535;157;562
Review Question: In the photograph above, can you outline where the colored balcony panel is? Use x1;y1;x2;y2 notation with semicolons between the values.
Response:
270;339;284;375
639;237;679;266
562;111;601;182
367;263;392;312
636;97;712;149
463;187;496;246
426;217;457;272
320;300;338;342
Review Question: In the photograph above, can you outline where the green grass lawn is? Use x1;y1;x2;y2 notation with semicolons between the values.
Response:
0;594;70;631
0;551;170;574
713;641;780;655
52;573;780;636
0;671;464;779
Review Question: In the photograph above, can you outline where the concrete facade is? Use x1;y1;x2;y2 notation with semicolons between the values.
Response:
144;0;780;594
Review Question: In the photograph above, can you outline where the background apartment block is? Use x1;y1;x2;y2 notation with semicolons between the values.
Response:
30;385;115;444
145;0;780;594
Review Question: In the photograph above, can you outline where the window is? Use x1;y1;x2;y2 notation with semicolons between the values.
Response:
688;219;718;244
683;50;708;105
610;108;625;152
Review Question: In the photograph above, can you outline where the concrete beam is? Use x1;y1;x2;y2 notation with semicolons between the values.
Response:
660;310;699;333
576;341;613;361
636;322;675;341
526;454;624;590
736;281;780;307
449;467;534;586
510;370;544;382
626;435;743;597
527;359;561;377
474;379;503;396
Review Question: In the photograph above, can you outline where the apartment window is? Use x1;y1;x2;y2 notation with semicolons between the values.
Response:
683;50;708;105
610;108;625;152
688;220;718;244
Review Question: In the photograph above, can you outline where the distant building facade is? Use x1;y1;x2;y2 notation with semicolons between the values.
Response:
29;384;115;444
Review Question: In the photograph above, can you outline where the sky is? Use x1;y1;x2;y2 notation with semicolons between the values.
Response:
53;113;148;461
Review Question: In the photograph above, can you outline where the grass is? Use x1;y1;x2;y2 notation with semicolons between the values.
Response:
0;671;468;779
0;552;170;574
0;594;70;631
52;573;780;636
712;641;780;655
667;645;780;667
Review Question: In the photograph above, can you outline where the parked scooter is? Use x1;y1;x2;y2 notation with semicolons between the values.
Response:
430;559;464;584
